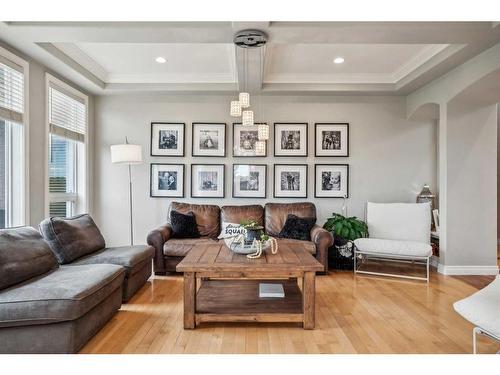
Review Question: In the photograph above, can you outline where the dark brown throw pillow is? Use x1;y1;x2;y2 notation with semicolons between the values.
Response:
170;210;200;238
278;214;316;241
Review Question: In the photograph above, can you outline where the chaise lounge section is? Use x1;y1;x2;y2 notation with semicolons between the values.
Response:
147;201;333;275
39;214;155;302
0;227;125;353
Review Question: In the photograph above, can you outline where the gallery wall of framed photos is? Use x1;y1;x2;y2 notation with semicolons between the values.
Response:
149;121;350;200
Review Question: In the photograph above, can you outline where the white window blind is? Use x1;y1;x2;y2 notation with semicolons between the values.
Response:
0;56;24;124
49;85;86;143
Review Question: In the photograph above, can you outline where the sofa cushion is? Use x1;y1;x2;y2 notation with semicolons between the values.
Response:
278;238;316;255
167;202;220;238
0;227;58;291
264;202;316;237
454;276;500;339
221;205;264;227
279;214;316;241
164;238;219;257
39;214;106;264
170;210;200;238
353;238;432;257
0;264;125;328
70;245;154;275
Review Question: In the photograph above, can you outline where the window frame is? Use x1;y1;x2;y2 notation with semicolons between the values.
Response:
0;45;29;227
45;73;89;217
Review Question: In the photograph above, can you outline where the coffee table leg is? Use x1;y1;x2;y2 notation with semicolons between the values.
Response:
183;272;196;329
302;271;315;329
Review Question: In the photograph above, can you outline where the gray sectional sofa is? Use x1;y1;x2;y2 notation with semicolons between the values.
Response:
0;227;125;353
0;215;155;353
39;214;154;302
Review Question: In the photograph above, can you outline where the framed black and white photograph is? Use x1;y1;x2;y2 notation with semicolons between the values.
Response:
191;164;225;198
192;122;226;157
232;164;267;198
315;164;349;198
150;163;184;198
151;122;185;156
315;123;349;157
274;123;308;156
273;164;308;198
233;123;267;157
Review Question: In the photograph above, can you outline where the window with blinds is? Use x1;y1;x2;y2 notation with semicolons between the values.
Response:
49;85;86;143
0;57;24;124
47;78;87;218
0;50;25;229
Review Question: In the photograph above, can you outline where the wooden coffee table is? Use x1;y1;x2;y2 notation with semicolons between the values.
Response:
176;241;323;329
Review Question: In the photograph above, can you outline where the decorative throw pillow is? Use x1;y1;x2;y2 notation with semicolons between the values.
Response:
170;210;200;238
218;222;246;239
279;214;316;241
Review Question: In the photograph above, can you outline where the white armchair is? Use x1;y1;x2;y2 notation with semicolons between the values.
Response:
353;202;432;282
454;275;500;353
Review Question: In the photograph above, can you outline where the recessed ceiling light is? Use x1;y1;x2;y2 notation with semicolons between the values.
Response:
333;57;345;64
155;57;167;64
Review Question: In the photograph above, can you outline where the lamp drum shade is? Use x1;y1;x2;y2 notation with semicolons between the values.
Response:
111;144;143;164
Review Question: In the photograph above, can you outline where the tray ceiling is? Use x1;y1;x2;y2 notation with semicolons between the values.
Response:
1;22;499;95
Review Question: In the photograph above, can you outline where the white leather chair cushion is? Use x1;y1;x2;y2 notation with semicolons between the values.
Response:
366;202;431;243
453;276;500;338
354;238;432;257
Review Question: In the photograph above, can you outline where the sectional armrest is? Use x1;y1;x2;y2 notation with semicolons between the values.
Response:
147;224;173;275
310;225;334;273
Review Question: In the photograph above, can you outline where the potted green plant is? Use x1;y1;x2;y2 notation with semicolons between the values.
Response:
323;213;368;269
240;219;265;244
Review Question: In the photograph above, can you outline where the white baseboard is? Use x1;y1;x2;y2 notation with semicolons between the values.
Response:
437;264;499;275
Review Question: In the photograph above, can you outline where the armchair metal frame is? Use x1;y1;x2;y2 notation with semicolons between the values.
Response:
354;247;431;282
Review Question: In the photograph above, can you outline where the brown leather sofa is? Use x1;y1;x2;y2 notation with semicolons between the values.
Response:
147;202;333;275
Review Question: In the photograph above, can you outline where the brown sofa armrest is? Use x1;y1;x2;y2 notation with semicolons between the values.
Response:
310;225;334;273
147;224;173;275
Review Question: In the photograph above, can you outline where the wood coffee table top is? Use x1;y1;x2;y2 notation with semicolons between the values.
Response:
176;240;323;274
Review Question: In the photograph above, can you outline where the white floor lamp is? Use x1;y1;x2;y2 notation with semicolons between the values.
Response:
110;138;143;246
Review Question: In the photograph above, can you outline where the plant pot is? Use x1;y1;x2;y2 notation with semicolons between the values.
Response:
328;236;355;270
244;226;264;244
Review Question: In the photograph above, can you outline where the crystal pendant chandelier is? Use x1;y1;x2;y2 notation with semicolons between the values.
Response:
230;100;242;117
229;30;269;138
255;140;266;155
239;92;250;108
242;110;254;126
258;124;269;140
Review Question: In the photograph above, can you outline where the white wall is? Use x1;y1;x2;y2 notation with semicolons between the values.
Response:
94;94;437;246
446;103;498;270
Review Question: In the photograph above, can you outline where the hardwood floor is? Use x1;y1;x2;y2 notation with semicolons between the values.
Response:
80;269;499;354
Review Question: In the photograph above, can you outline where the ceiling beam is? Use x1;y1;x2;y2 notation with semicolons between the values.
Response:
4;21;500;44
235;45;267;93
104;82;237;93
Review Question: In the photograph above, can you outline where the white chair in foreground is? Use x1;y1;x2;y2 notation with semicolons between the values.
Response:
353;202;432;282
454;275;500;354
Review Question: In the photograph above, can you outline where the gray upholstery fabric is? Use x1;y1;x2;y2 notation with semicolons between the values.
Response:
0;264;124;328
70;245;154;302
122;259;152;302
0;227;58;290
39;214;106;264
71;245;154;273
0;286;122;354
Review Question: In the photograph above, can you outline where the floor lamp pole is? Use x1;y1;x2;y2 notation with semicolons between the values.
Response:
128;163;134;246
